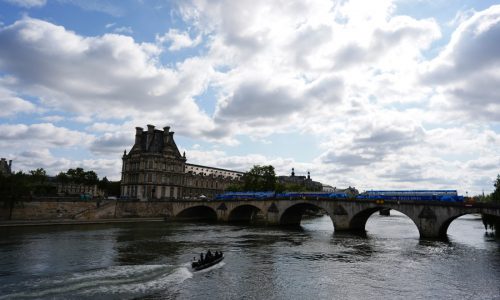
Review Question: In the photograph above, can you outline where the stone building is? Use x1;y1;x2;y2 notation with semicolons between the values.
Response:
0;158;12;176
277;168;323;191
322;184;335;193
56;182;103;197
121;125;243;201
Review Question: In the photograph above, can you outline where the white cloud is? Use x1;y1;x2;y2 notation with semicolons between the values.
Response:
0;123;94;148
156;29;202;51
0;17;216;137
3;0;46;8
39;115;65;122
0;87;36;117
11;148;122;180
114;26;133;35
171;0;442;139
89;131;134;155
86;122;126;132
421;5;500;121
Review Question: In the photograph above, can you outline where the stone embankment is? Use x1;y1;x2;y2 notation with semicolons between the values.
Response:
0;200;174;226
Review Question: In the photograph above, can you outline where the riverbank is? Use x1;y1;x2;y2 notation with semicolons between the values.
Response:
0;217;165;227
0;200;173;222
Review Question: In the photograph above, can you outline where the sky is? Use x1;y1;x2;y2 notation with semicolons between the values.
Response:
0;0;499;195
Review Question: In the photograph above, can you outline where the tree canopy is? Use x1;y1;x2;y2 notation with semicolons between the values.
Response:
492;174;500;203
225;165;320;192
243;165;277;191
0;167;121;199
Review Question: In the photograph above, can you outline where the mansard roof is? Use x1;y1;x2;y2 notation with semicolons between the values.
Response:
129;125;183;159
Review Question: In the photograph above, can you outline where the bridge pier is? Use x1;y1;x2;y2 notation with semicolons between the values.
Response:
331;216;352;232
417;224;443;239
415;215;442;239
216;210;228;222
265;211;281;225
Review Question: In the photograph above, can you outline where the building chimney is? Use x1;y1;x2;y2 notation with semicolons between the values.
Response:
135;127;143;145
163;126;170;145
8;160;12;171
146;125;155;150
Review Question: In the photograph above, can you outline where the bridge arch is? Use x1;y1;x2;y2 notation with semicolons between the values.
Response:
228;204;263;224
176;205;217;221
280;202;332;226
349;206;420;235
438;213;481;237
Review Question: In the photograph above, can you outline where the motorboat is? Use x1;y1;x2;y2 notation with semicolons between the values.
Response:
192;251;224;271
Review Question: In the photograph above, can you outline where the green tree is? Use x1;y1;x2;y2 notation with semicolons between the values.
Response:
492;174;500;203
225;183;244;192
98;177;122;197
0;171;32;219
275;182;307;193
27;168;56;196
243;165;276;191
98;176;110;191
67;168;86;184
106;180;122;196
56;172;69;195
83;170;99;185
56;172;69;184
29;168;47;182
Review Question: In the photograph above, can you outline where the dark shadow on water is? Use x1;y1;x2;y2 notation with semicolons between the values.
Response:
334;230;368;239
484;231;497;239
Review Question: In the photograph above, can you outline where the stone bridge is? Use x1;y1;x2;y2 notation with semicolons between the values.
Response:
169;199;500;239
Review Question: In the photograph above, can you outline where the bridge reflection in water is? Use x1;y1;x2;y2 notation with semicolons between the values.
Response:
170;198;500;239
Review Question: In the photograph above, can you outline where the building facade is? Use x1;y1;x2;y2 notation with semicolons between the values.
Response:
277;168;323;191
0;158;12;176
121;125;243;201
322;184;336;193
56;182;103;197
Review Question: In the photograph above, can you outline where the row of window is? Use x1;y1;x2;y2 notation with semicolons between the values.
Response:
123;185;178;199
58;185;97;194
185;165;243;178
122;186;220;199
124;160;183;172
123;173;183;185
123;173;238;188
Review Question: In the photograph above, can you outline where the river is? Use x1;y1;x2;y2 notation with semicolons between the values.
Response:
0;212;499;299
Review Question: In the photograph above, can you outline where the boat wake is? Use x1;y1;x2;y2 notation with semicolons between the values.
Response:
194;261;226;274
0;264;193;299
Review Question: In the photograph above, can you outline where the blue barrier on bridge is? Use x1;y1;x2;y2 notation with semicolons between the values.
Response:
214;190;464;202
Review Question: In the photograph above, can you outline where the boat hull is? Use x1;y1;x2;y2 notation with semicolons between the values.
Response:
192;255;224;271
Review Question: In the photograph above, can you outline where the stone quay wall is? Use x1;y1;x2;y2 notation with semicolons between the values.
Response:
0;200;174;221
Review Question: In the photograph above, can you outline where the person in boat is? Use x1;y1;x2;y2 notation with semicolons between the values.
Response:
192;250;224;269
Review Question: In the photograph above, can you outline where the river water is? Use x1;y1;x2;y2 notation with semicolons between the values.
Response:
0;212;499;299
